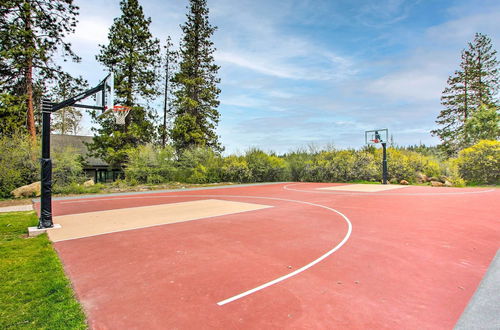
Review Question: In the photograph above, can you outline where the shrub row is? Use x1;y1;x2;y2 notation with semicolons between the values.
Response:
124;141;499;186
1;135;498;198
123;145;457;185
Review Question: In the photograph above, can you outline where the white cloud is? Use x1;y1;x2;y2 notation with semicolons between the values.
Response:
355;0;418;27
426;8;500;45
366;69;444;102
211;0;356;82
221;95;265;108
216;47;355;81
70;16;111;45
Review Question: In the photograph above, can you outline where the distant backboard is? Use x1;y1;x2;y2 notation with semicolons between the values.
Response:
71;72;114;112
95;72;114;112
365;129;388;144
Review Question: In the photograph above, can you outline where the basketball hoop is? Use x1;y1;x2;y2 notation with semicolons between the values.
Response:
112;105;131;125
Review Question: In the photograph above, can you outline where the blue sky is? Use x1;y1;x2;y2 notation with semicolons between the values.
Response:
60;0;500;154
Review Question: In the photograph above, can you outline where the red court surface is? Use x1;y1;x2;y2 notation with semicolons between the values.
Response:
37;183;500;329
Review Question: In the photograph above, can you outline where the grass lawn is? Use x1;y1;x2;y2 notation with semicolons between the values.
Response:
0;211;87;329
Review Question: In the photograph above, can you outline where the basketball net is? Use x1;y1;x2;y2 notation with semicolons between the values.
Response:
112;105;131;125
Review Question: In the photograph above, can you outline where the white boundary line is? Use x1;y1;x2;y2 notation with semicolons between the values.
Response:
58;194;352;306
284;183;496;196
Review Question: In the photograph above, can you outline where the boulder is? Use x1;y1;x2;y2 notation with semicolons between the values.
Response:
400;180;409;185
430;181;444;187
83;179;95;187
11;181;41;198
444;180;453;187
416;172;428;183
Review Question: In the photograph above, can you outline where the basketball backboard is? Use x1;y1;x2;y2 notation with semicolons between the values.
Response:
93;72;114;111
365;129;388;144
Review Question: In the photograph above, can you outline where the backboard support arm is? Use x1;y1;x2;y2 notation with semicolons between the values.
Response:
38;77;110;229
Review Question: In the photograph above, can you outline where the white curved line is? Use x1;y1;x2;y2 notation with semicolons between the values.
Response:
216;201;351;306
283;183;496;196
59;194;352;306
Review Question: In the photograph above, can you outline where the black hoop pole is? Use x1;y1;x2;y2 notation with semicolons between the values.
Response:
382;142;388;184
39;99;53;228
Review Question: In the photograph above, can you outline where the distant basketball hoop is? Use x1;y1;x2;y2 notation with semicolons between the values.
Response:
365;128;389;185
365;129;388;145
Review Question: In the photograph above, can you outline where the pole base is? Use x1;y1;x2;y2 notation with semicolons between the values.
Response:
28;224;62;237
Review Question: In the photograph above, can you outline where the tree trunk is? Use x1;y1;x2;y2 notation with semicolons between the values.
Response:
26;58;36;141
24;4;36;141
477;49;482;103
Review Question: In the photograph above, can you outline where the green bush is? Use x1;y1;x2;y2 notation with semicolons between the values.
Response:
352;151;379;181
52;147;85;188
124;145;177;184
440;160;466;187
299;149;378;182
381;148;414;182
0;133;39;198
221;156;252;182
53;182;106;195
284;150;310;181
177;146;222;183
455;140;500;185
373;148;442;183
245;149;288;182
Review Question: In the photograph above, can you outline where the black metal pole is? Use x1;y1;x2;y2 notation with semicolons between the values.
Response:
39;99;53;228
382;142;388;184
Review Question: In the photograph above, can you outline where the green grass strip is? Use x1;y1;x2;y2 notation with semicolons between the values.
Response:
0;211;87;329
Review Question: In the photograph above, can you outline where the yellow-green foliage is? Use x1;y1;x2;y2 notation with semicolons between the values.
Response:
125;145;177;184
245;149;288;182
221;156;252;182
297;149;378;182
119;142;493;187
0;133;39;197
440;160;466;187
52;147;85;187
377;148;441;183
455;140;500;184
178;146;222;183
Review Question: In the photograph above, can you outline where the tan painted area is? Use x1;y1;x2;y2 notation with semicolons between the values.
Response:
48;199;272;242
317;184;409;192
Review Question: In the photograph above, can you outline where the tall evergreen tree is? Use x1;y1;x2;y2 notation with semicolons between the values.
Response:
432;33;499;155
49;73;88;135
171;0;222;152
468;33;500;106
464;103;500;144
0;0;80;140
90;0;161;166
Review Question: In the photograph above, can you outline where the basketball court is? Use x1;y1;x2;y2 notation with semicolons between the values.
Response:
34;182;500;329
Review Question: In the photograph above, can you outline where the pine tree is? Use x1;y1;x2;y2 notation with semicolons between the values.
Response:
90;0;161;166
0;0;80;140
468;33;499;106
49;74;88;135
464;103;500;144
432;33;499;156
171;0;222;152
